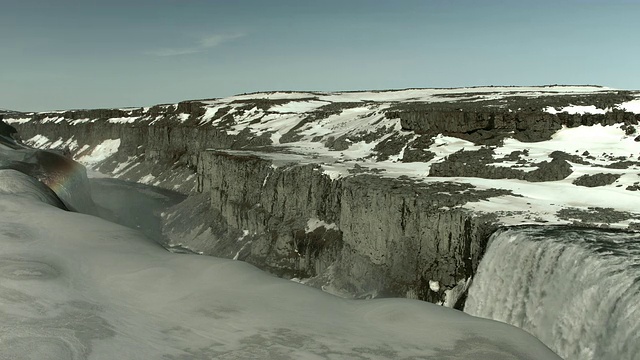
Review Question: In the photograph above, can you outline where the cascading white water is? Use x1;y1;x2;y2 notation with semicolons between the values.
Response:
465;227;640;360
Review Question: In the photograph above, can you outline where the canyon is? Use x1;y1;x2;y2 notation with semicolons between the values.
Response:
4;86;640;308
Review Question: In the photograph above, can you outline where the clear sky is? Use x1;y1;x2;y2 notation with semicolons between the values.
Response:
1;0;639;111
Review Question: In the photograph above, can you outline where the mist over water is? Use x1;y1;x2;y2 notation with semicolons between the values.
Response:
89;177;186;245
465;227;640;360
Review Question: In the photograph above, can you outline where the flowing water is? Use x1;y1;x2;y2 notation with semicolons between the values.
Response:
465;226;640;360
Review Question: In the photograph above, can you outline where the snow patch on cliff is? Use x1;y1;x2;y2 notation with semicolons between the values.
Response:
306;218;338;233
269;100;329;113
25;134;51;148
617;98;640;113
77;139;121;168
108;117;138;124
544;105;609;115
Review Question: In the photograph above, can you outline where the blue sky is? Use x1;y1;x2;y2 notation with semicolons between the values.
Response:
1;0;639;111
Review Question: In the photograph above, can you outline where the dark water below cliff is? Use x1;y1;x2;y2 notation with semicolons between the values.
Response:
465;226;640;360
89;177;186;245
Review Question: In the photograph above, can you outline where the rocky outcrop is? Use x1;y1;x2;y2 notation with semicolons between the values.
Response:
393;108;640;144
0;116;17;138
429;148;574;182
175;150;506;304
573;173;621;187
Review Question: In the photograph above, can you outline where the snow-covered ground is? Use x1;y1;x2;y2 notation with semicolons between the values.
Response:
0;170;560;359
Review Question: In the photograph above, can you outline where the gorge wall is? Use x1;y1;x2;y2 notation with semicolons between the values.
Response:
5;87;640;306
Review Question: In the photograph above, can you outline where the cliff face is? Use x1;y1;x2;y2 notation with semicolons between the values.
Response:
5;86;640;305
396;108;639;144
185;150;503;303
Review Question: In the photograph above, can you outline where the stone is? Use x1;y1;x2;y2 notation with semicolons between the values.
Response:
573;173;621;187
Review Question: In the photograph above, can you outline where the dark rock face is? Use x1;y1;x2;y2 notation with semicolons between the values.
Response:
573;173;621;187
429;148;574;182
0;118;17;138
182;151;505;302
401;135;435;163
429;148;527;180
557;207;635;225
627;184;640;191
549;150;590;165
526;158;573;182
394;107;640;144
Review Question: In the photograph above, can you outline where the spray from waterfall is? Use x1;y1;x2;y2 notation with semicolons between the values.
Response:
465;227;640;360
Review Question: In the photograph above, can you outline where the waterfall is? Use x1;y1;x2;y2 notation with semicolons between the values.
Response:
465;227;640;360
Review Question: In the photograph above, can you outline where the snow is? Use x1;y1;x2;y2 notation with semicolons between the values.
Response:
139;174;155;184
76;139;121;168
543;97;640;115
199;105;227;124
49;137;65;149
493;124;640;164
616;98;640;114
0;185;561;359
269;100;330;113
431;135;482;158
225;86;610;104
544;105;609;115
25;134;51;148
2;117;31;124
178;113;190;122
112;155;141;175
305;218;338;232
107;117;138;124
460;175;639;227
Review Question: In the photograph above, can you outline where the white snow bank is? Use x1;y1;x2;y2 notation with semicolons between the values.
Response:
25;134;51;148
544;105;609;115
225;86;609;104
544;97;640;115
305;218;338;232
617;98;640;114
76;139;121;168
2;117;31;124
107;117;138;124
269;100;329;113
